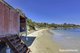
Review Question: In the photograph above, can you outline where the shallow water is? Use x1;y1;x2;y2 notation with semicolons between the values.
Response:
51;29;80;53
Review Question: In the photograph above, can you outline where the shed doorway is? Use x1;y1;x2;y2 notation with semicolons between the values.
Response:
20;16;26;32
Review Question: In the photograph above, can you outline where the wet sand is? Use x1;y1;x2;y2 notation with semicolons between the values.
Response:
28;29;60;53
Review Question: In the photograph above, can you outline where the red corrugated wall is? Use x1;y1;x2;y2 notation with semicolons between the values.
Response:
0;2;4;35
0;2;20;35
4;4;10;34
9;9;20;34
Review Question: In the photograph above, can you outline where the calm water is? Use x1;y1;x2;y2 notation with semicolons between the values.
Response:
51;29;80;53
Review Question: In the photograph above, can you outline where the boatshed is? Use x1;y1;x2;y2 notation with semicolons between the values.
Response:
0;0;30;53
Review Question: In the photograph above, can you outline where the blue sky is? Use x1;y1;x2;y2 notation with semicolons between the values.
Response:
5;0;80;24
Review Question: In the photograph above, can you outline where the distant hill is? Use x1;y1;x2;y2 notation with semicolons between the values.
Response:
27;18;80;30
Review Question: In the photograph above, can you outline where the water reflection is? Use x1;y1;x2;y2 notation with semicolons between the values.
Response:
52;29;80;53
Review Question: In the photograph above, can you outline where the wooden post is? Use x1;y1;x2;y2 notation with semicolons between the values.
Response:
26;18;28;41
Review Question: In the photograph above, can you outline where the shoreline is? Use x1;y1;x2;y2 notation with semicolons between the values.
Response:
27;29;48;37
28;29;60;53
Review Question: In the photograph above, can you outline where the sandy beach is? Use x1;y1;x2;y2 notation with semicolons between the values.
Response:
28;29;60;53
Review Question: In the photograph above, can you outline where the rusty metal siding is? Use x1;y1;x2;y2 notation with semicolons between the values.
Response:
4;4;10;34
9;9;19;34
0;2;20;35
0;2;4;35
14;12;20;33
9;9;14;34
13;11;20;34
